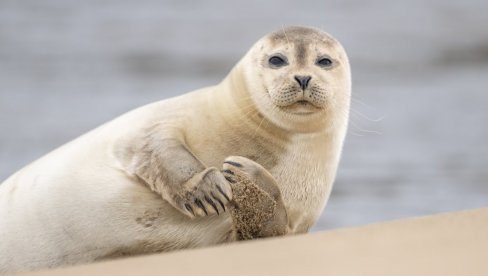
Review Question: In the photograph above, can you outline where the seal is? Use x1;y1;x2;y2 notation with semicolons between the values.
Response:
0;26;351;273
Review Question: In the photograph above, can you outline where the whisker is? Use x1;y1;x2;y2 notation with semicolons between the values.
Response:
351;109;385;122
281;25;291;48
252;112;266;139
349;131;365;137
349;120;382;135
351;96;377;111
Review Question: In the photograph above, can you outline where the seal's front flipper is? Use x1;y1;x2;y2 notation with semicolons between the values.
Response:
222;156;288;240
118;132;232;219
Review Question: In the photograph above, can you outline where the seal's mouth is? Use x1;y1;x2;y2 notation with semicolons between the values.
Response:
279;100;323;115
265;87;325;116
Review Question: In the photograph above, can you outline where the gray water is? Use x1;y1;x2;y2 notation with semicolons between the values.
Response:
1;0;487;230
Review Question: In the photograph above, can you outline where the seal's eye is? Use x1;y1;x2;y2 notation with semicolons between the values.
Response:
317;57;333;68
268;55;288;68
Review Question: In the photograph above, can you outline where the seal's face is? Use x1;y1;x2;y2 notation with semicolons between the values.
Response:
244;27;351;132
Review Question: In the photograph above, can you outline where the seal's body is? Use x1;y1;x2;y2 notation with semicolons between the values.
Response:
0;26;351;273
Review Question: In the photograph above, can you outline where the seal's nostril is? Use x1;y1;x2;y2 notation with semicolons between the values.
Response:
294;75;312;90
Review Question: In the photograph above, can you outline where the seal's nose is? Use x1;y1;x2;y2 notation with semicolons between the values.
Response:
294;75;311;90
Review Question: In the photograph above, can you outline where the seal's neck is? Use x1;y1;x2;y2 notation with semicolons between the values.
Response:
215;63;290;139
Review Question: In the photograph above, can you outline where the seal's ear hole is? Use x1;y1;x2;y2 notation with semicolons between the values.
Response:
268;54;288;68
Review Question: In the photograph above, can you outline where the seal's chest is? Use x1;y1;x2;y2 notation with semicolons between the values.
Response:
270;147;329;232
194;133;283;170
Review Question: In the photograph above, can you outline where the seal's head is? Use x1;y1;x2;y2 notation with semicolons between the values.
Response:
240;26;351;133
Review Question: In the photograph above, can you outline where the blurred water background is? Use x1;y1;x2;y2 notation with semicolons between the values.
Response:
1;0;487;230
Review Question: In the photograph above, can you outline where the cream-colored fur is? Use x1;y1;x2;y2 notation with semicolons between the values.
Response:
0;26;351;273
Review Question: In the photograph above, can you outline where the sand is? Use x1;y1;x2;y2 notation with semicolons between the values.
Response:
229;173;278;240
